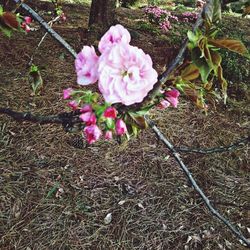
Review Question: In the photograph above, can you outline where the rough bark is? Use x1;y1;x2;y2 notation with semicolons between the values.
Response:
88;0;116;32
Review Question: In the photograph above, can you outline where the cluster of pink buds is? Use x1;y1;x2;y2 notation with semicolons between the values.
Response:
63;87;128;144
158;89;180;109
21;16;32;32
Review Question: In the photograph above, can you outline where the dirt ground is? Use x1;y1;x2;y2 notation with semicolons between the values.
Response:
0;1;249;249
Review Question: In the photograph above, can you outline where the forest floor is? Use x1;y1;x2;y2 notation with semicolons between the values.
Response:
0;1;249;249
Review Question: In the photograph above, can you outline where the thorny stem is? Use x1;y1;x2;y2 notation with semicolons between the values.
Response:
145;116;250;247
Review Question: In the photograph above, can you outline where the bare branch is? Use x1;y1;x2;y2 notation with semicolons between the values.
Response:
175;136;249;154
0;108;81;128
145;116;250;247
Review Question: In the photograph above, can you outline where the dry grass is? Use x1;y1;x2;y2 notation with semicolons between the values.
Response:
0;1;250;249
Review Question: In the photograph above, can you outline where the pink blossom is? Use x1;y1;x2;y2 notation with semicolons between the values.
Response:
68;100;78;110
104;130;113;140
60;13;67;21
116;119;127;135
24;16;32;24
63;88;73;99
25;25;31;32
84;125;102;144
75;46;99;85
104;107;117;119
164;89;180;108
80;104;92;113
98;24;131;54
21;22;31;32
157;99;170;109
160;19;172;32
98;43;158;105
79;112;97;125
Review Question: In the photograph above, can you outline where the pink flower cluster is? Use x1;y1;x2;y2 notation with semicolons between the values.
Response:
179;12;199;23
159;19;172;32
144;6;178;32
21;16;32;32
63;89;128;144
75;24;158;106
158;89;180;109
80;105;127;144
144;6;170;19
144;6;199;32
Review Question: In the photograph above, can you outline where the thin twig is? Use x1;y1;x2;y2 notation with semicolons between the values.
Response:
175;136;249;154
145;116;250;248
14;0;77;58
29;15;61;66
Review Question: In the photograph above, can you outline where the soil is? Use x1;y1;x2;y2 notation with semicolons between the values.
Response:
0;1;249;249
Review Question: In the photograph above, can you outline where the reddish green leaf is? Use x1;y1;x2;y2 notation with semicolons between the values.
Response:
1;12;19;29
181;64;200;81
128;112;148;129
208;39;249;56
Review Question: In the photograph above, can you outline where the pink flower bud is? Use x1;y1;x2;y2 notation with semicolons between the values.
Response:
25;25;31;33
21;22;26;29
164;89;180;108
80;104;92;113
115;119;127;136
24;16;32;24
84;125;102;144
104;130;113;140
104;107;117;119
63;88;73;99
60;13;67;21
157;99;170;109
79;112;96;125
68;100;78;110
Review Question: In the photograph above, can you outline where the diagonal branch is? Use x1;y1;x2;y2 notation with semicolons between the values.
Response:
13;0;77;58
145;116;250;248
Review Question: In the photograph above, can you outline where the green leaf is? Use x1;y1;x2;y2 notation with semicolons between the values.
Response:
204;0;221;25
93;104;106;118
131;125;139;137
0;6;3;16
46;182;59;198
29;67;43;95
105;118;115;130
0;25;12;37
187;30;202;49
191;48;212;83
208;39;249;57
